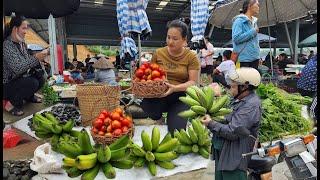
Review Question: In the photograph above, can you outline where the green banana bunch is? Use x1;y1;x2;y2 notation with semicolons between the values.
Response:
62;119;74;133
173;119;211;159
75;153;98;170
97;145;111;163
78;128;94;155
128;126;178;176
58;141;83;158
81;163;100;180
179;85;232;121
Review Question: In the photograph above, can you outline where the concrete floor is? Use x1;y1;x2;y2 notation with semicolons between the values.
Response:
3;102;291;180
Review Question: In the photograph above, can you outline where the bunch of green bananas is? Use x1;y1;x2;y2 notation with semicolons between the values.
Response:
178;85;231;122
174;119;211;159
62;134;132;179
128;126;179;176
32;112;75;139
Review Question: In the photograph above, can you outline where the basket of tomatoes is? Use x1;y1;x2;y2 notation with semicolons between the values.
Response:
90;107;134;145
132;62;169;98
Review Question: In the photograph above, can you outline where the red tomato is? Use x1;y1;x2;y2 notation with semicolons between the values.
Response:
119;117;124;121
107;125;112;133
92;127;99;134
101;125;107;132
114;107;123;114
111;112;121;121
98;113;106;119
150;63;160;71
134;77;140;82
113;129;122;136
159;69;165;76
94;119;103;130
147;75;152;80
112;120;122;129
98;131;105;136
144;68;152;76
122;126;128;133
135;69;144;78
121;119;130;127
151;70;161;79
104;117;112;126
153;77;162;81
105;132;112;137
101;110;109;117
140;64;148;70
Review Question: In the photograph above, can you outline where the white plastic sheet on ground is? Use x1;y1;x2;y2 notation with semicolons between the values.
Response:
29;125;211;179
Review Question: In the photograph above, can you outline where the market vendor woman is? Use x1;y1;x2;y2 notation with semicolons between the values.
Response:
201;67;262;180
141;19;200;134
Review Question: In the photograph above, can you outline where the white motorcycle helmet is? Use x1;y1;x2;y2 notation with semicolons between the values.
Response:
227;67;261;87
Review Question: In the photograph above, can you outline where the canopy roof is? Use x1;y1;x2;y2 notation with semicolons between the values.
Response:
13;0;317;47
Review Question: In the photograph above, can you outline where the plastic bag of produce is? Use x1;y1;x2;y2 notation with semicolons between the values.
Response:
3;128;22;148
30;143;64;174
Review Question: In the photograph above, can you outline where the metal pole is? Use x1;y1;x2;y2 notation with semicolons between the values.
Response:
48;14;58;75
138;33;142;66
294;19;300;64
265;0;273;76
208;25;215;38
284;22;294;56
73;43;77;59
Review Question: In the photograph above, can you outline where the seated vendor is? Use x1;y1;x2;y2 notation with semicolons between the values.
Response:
212;50;236;89
93;57;118;86
3;15;47;116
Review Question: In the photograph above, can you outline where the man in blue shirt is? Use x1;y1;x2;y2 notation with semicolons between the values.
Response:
297;55;317;97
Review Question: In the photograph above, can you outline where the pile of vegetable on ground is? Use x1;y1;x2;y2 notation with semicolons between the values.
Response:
256;83;313;142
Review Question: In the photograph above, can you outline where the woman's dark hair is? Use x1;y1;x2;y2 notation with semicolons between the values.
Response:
279;53;288;59
167;19;189;38
4;15;27;39
223;50;232;59
241;0;257;14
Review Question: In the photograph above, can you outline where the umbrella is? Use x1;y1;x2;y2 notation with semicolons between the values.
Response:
223;33;276;47
4;0;80;19
190;0;210;42
209;0;317;29
209;0;316;76
298;33;317;48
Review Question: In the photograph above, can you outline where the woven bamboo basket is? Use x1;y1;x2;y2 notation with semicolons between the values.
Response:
76;84;120;126
91;125;135;146
132;80;169;98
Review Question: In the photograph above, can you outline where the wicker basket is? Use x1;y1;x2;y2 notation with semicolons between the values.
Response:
132;80;169;98
91;125;135;146
76;84;120;126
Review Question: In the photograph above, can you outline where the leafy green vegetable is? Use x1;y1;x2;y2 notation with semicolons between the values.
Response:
256;83;312;142
41;82;60;106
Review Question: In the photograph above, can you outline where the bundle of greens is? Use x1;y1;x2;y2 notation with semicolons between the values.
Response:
256;83;313;142
41;82;60;106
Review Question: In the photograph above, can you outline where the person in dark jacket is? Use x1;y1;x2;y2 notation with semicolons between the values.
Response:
201;67;262;180
3;15;48;116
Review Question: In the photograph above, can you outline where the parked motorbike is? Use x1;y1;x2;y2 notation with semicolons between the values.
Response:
235;127;279;180
236;127;317;180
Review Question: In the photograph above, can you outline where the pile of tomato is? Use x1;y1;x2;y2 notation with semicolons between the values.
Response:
91;107;133;137
134;62;166;82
